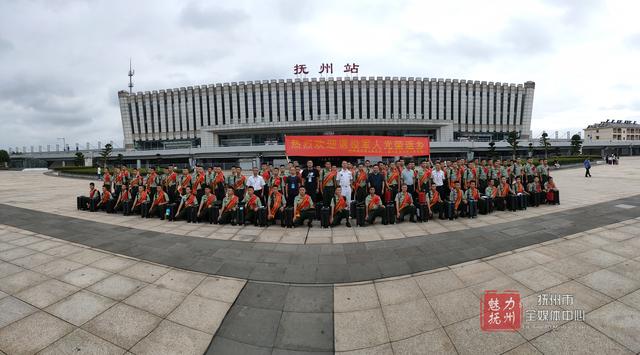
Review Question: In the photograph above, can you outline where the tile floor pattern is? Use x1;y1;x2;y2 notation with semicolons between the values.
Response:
332;217;640;354
0;224;246;355
2;159;640;244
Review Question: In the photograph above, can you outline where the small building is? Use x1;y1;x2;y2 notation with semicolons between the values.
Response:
584;120;640;141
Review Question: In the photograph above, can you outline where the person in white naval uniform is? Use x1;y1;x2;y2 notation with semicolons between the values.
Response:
338;161;353;204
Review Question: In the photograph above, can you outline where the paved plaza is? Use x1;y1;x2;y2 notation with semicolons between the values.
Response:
0;160;640;354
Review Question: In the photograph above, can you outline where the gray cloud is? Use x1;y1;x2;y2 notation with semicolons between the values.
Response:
179;2;249;30
0;37;12;55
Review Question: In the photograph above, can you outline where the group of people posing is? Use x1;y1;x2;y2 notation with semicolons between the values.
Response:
77;157;560;228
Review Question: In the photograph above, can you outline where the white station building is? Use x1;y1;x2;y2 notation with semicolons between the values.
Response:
118;77;535;151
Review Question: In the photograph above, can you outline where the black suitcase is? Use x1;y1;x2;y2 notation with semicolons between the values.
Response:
419;204;429;222
508;195;517;211
553;190;560;205
315;202;324;221
356;206;366;227
257;206;267;226
89;198;97;212
320;207;331;228
77;196;82;210
385;204;396;225
284;207;294;228
350;201;357;219
236;205;245;225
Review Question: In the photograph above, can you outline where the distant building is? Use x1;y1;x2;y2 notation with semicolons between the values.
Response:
584;120;640;141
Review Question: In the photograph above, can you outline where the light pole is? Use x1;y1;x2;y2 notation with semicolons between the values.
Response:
57;137;66;152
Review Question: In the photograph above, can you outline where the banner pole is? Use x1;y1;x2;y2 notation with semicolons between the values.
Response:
284;134;289;163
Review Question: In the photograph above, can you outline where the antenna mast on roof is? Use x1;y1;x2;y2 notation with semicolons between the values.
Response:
128;58;135;94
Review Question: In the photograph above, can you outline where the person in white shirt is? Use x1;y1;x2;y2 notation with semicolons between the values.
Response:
432;163;446;202
247;167;266;203
338;160;353;204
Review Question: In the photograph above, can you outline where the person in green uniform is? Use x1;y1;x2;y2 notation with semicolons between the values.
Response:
395;184;417;223
330;186;351;227
365;186;385;225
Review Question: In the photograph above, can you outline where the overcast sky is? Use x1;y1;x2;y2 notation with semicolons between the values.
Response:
1;0;639;151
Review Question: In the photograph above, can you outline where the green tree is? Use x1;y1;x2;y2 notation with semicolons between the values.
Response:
116;153;124;166
539;131;551;159
0;149;9;168
488;141;496;158
100;143;113;168
74;152;85;167
570;134;583;155
507;131;520;160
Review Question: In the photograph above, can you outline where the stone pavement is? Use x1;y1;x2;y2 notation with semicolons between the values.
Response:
1;159;640;354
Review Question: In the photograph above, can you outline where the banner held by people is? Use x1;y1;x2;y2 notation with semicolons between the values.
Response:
285;135;430;157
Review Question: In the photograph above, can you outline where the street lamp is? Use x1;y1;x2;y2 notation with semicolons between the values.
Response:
57;137;66;152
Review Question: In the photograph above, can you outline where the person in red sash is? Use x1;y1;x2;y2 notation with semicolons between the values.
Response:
148;185;170;219
197;186;217;223
113;183;131;215
77;182;101;211
267;185;285;226
386;164;400;204
428;184;445;220
365;186;385;225
131;185;150;217
395;184;417;223
177;168;192;197
447;181;465;220
96;186;114;213
233;167;247;199
320;162;337;206
129;168;142;200
175;186;198;222
352;164;368;204
495;176;510;211
103;168;112;192
113;167;124;199
527;176;544;207
544;177;560;205
212;166;226;201
165;167;178;203
510;176;529;210
219;186;239;225
330;187;351;227
293;186;315;227
463;180;480;218
242;186;263;226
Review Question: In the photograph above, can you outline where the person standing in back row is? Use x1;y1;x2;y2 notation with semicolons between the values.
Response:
301;160;320;202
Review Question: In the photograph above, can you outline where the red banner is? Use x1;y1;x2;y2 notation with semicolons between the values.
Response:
285;135;430;157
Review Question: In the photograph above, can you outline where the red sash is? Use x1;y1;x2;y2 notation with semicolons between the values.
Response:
535;183;542;192
271;176;281;188
104;173;111;183
115;173;123;183
353;170;367;190
429;191;440;208
399;193;412;210
261;169;270;181
168;172;177;183
321;171;336;189
234;175;246;190
471;188;480;201
184;194;196;207
454;189;463;209
179;175;191;190
517;183;524;193
418;169;431;187
193;173;205;190
268;192;282;218
489;187;497;198
367;195;381;211
246;194;259;209
386;169;399;185
203;194;216;208
222;195;239;213
101;191;111;204
294;195;311;218
145;172;157;188
131;174;142;186
500;183;510;197
213;172;225;188
89;189;98;199
334;195;347;216
135;191;147;207
120;190;129;201
153;192;167;206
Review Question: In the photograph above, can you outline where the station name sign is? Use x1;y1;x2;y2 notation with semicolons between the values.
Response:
293;62;360;75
